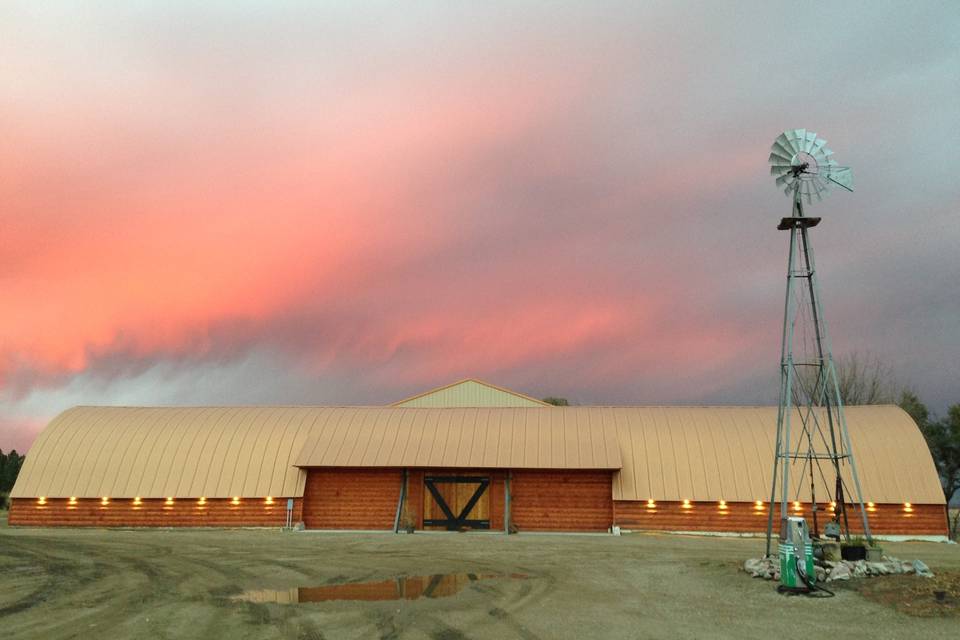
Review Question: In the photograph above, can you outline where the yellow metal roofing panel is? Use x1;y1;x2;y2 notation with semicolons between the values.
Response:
11;405;942;504
609;405;943;503
271;409;320;496
292;407;625;471
11;407;317;499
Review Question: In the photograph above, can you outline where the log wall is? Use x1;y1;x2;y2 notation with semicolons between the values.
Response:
301;468;401;530
613;501;948;535
510;470;613;532
10;478;945;536
8;497;301;527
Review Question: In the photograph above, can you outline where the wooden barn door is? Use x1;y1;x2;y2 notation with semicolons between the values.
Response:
422;475;491;530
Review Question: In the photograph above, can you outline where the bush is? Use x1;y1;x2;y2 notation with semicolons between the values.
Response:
843;535;867;547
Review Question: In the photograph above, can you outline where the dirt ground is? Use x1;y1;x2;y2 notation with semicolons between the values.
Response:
1;513;958;640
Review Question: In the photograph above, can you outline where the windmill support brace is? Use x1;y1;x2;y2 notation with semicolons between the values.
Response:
764;196;871;558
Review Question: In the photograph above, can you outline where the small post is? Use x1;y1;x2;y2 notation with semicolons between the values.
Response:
285;498;293;529
393;469;408;533
504;471;512;534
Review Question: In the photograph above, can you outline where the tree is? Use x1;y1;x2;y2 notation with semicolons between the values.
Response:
923;406;960;505
541;397;570;406
900;392;960;540
898;390;930;429
0;449;24;494
798;351;900;407
834;352;899;405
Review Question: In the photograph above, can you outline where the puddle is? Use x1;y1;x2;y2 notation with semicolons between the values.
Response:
231;572;528;604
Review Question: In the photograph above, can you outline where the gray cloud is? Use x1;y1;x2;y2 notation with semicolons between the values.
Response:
2;1;959;450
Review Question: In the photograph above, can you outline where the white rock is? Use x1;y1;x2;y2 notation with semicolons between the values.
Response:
827;564;851;581
744;558;779;579
912;560;934;578
744;558;764;574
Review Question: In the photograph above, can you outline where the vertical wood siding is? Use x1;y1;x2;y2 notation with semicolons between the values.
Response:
510;470;613;532
403;469;425;529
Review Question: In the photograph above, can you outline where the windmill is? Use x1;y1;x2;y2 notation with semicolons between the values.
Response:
764;129;871;559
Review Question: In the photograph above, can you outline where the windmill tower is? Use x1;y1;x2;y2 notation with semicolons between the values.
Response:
764;129;871;557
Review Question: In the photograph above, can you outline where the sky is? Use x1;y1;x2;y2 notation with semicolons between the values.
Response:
2;1;959;452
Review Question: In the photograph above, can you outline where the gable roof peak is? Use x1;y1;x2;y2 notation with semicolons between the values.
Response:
390;378;550;407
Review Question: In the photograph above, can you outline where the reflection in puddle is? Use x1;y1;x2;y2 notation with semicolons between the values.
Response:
232;572;528;604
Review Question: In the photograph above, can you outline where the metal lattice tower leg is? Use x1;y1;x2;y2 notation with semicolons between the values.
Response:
764;190;872;557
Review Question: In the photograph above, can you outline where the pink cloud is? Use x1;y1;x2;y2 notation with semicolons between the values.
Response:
4;3;957;454
0;416;41;453
0;52;607;394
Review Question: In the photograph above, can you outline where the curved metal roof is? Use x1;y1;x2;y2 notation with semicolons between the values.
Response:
11;407;319;499
609;405;942;503
11;405;943;503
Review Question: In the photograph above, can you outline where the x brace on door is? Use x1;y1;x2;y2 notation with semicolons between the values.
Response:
423;476;490;530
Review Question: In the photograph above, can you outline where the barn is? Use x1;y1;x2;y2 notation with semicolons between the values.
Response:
8;379;948;536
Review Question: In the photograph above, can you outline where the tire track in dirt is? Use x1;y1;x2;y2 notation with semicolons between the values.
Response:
3;530;564;639
0;530;301;639
0;542;58;616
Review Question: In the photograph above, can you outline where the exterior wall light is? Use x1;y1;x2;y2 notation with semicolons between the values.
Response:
646;499;656;509
68;497;77;507
165;497;174;506
101;497;110;506
866;501;876;512
265;496;274;505
231;496;241;506
37;497;47;505
198;497;207;506
718;500;728;510
681;499;692;509
754;500;764;510
792;501;802;511
133;497;142;506
903;502;914;513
